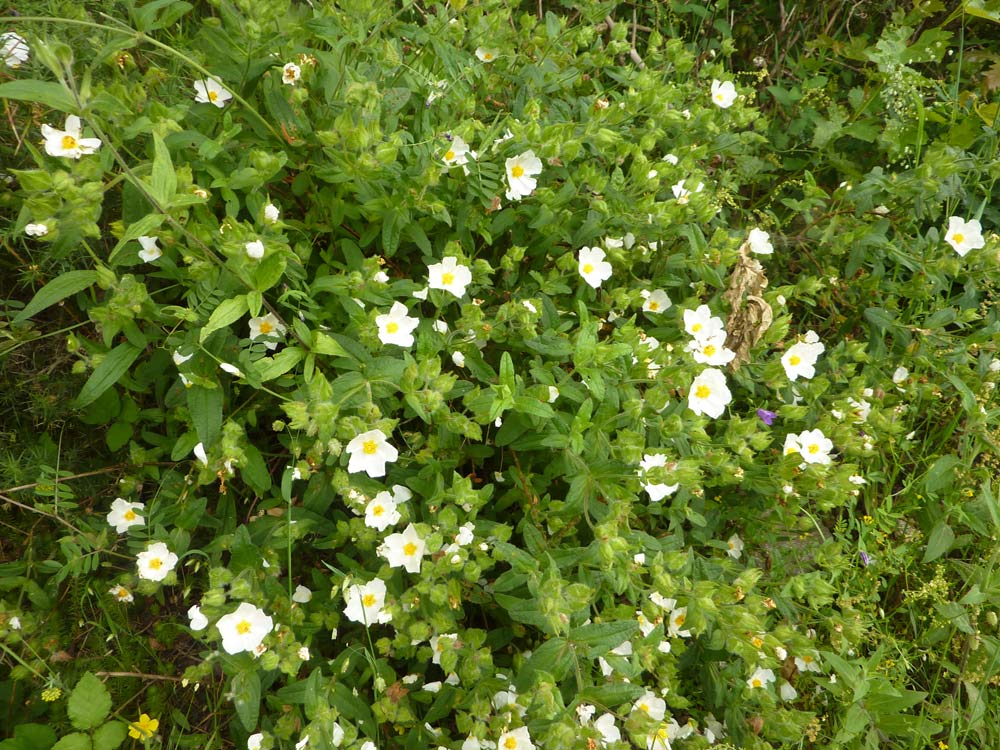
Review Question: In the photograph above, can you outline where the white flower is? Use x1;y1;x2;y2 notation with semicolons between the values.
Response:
376;301;419;347
263;203;280;223
594;713;621;746
667;607;690;637
671;178;704;204
475;47;498;62
107;498;145;533
136;542;178;582
460;738;480;750
346;429;398;477
663;153;679;165
944;216;985;257
688;368;732;419
638;454;679;502
25;223;48;237
632;690;666;721
9;615;21;630
295;736;309;750
779;681;798;701
392;484;412;504
428;256;473;298
636;610;655;637
687;330;736;366
249;313;287;350
747;667;775;689
297;646;310;660
747;228;773;255
219;363;242;377
282;62;301;85
522;300;537;313
108;584;133;603
248;733;264;750
726;534;744;559
379;523;427;573
547;386;559;402
135;235;161;262
455;522;475;546
442;136;478;172
683;305;725;340
504;150;543;201
892;366;909;384
365;491;401;531
795;428;834;465
1;32;29;68
172;349;193;366
795;653;822;672
451;351;466;367
194;78;233;108
193;442;209;465
578;247;613;288
849;474;867;485
292;585;313;603
711;79;737;108
634;552;646;564
781;336;825;380
577;703;596;723
245;240;265;260
496;727;533;750
642;289;671;314
41;115;102;159
343;578;392;624
188;605;208;631
217;603;274;654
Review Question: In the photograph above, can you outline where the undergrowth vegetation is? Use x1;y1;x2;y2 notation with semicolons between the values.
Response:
4;1;1000;748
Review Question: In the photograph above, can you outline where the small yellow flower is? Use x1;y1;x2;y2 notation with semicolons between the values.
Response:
41;687;62;702
129;713;159;740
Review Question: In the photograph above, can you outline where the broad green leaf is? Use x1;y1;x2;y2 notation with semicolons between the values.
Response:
575;682;645;707
187;385;223;446
255;346;304;381
150;132;177;205
0;724;57;750
923;520;955;563
108;214;167;264
232;671;260;732
51;735;90;750
312;330;349;357
92;721;127;750
924;454;960;493
201;295;248;342
73;343;142;409
242;442;272;494
0;80;76;112
13;270;98;324
67;672;111;730
513;637;573;691
569;620;639;653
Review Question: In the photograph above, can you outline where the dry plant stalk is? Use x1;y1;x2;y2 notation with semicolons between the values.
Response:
723;241;773;370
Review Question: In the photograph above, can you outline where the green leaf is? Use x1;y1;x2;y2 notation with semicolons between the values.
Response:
108;214;167;264
575;682;644;707
232;671;261;732
92;722;127;750
149;132;177;205
255;346;304;381
13;270;99;324
312;330;349;357
923;520;955;563
242;442;272;494
67;672;111;730
201;295;248;342
0;80;77;112
73;343;143;409
0;724;57;750
187;385;223;446
51;735;90;750
924;454;960;493
513;637;573;691
569;620;639;654
499;351;515;390
105;421;133;451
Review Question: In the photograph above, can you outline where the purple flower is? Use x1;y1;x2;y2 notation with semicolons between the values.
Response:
756;408;777;426
859;551;871;566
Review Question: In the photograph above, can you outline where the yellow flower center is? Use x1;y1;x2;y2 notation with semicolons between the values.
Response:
441;272;455;286
695;384;710;399
208;90;218;102
704;344;716;357
363;439;378;454
674;613;686;626
386;321;399;334
259;321;273;334
715;93;724;102
117;588;130;600
511;165;524;178
803;655;814;663
582;263;594;274
692;323;702;332
649;301;659;310
807;443;820;454
362;593;377;607
504;739;517;750
639;702;649;713
751;636;763;648
444;149;455;161
953;232;964;244
236;620;252;634
148;558;162;570
61;134;78;150
403;542;418;556
752;678;762;688
484;53;493;60
789;354;801;365
124;509;136;521
372;504;384;516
